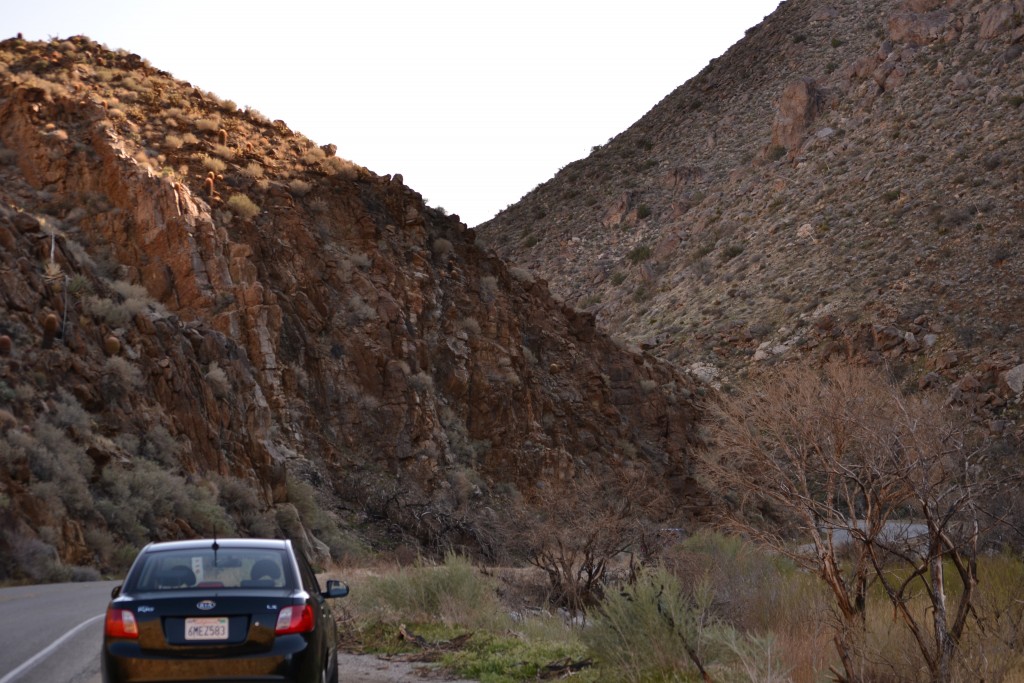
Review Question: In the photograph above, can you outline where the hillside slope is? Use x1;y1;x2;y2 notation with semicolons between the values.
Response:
0;36;700;578
478;0;1024;437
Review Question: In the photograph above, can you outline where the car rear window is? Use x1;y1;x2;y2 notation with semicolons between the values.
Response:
128;547;295;591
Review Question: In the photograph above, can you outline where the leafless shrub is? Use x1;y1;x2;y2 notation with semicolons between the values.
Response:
698;363;1020;683
501;470;666;612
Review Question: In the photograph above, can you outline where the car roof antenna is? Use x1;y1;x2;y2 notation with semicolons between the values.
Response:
212;532;220;567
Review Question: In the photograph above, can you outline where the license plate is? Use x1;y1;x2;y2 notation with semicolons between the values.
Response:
184;617;229;641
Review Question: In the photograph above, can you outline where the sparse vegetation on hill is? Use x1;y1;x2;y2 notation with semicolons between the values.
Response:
478;0;1024;444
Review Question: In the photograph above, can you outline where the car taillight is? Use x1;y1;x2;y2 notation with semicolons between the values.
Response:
275;605;315;635
105;607;139;639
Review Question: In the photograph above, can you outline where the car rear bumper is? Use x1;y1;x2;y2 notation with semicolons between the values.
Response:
101;634;320;683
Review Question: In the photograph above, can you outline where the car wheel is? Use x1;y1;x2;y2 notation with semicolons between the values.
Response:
327;653;339;683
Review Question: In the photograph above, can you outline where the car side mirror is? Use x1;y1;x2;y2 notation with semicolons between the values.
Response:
111;584;122;599
324;579;349;599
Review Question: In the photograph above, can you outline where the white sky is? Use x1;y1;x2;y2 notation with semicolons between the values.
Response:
3;1;781;226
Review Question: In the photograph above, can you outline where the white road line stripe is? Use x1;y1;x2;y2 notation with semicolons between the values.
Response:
0;613;104;683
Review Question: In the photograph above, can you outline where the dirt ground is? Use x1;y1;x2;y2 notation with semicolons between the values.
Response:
337;652;476;682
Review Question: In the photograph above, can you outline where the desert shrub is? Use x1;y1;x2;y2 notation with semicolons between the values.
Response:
83;280;158;326
301;147;326;164
96;461;233;545
210;143;233;159
216;475;262;517
82;295;127;326
286;476;356;561
349;252;371;269
346;294;377;324
322;156;361;178
52;388;92;432
226;194;260;220
195;117;220;132
721;244;744;261
432;238;453;259
84;526;118;566
288;178;312;196
239;162;263;178
584;566;728;681
140;423;181;466
480;276;499;303
664;532;824;635
29;417;91;482
163;134;183;149
205;361;230;397
626;244;651;264
181;132;199;145
104;356;143;389
352;554;506;630
198;154;227;173
408;371;434;392
510;266;534;284
2;531;68;582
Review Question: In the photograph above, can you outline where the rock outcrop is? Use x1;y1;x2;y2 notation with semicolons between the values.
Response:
0;36;701;576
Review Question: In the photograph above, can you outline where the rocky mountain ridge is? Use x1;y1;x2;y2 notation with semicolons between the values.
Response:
0;35;699;578
478;0;1024;439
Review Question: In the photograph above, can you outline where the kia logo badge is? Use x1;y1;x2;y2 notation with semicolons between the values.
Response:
197;600;216;611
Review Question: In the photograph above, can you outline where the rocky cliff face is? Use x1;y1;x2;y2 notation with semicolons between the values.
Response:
478;0;1024;439
0;36;700;578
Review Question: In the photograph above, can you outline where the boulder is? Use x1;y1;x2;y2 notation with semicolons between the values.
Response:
889;11;952;45
1003;364;1024;395
770;79;824;151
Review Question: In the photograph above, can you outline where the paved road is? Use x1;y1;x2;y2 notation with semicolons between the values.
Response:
0;580;118;683
0;581;468;683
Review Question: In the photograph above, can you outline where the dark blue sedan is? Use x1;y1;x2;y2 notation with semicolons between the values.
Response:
102;538;348;683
